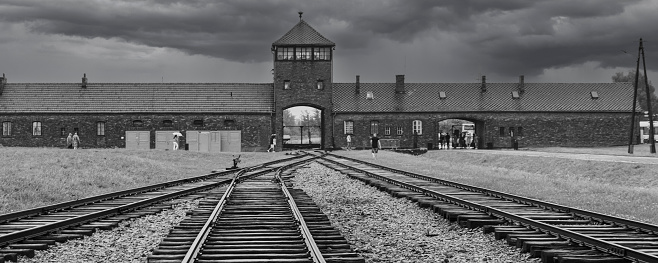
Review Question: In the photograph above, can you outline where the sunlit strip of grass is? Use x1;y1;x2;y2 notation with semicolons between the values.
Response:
0;147;287;214
337;150;658;224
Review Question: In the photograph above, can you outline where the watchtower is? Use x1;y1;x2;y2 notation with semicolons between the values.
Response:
272;13;335;150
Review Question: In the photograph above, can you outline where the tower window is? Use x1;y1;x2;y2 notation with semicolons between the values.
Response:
296;47;311;60
313;47;331;60
317;80;324;90
276;47;294;60
366;91;374;99
344;121;354;135
412;120;422;135
284;80;290;90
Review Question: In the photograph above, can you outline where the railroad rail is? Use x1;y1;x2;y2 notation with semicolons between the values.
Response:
319;153;658;263
148;154;364;263
0;154;311;262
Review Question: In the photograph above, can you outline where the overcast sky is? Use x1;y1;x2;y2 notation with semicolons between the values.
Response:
1;0;657;86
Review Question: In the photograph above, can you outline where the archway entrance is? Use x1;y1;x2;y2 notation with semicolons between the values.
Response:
437;119;481;149
282;106;323;149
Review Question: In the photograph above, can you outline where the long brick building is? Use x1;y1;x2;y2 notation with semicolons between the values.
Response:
0;18;638;151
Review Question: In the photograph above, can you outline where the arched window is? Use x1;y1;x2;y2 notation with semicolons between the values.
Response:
412;120;422;135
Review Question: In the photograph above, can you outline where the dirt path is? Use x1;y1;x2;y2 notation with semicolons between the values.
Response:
468;149;658;165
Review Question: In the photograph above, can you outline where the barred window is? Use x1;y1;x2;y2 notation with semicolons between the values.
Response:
163;120;173;127
412;120;422;135
284;80;290;90
32;121;42;136
277;47;294;60
397;126;403;135
384;127;391;136
344;121;354;135
97;122;105;136
518;127;524;136
133;120;143;127
370;121;379;135
2;122;11;136
194;120;204;126
60;128;66;136
313;47;331;60
499;127;505;136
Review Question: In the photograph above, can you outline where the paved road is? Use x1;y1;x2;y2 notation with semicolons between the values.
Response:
467;149;658;165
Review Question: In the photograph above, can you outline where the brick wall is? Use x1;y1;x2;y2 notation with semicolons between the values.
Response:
273;60;333;150
0;113;271;150
334;112;637;149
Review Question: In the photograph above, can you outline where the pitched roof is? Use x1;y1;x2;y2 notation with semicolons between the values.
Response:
333;82;637;112
273;20;335;46
0;83;273;113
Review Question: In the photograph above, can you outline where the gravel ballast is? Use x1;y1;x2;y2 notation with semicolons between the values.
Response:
19;199;199;263
293;162;539;263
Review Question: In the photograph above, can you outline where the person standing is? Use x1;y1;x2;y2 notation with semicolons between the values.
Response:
66;133;73;149
371;133;381;160
346;134;352;150
173;135;179;150
72;132;81;149
445;133;451;150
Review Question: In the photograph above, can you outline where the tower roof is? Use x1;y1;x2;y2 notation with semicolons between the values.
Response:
273;19;335;46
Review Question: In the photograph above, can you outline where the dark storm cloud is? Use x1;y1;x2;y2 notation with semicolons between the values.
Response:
0;0;656;78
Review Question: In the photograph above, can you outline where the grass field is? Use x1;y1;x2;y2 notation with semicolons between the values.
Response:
0;147;287;214
530;145;658;157
336;149;658;224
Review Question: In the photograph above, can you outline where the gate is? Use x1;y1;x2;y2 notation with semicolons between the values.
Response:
125;131;150;150
283;125;321;149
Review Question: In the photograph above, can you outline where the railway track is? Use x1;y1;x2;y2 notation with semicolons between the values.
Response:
319;153;658;263
0;154;311;263
148;154;364;263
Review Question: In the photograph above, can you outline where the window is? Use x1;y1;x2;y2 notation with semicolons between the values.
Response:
366;91;374;99
590;91;599;99
509;127;515;137
284;80;290;90
439;91;447;99
60;128;66;136
193;120;204;126
317;80;324;90
313;47;331;60
133;120;143;127
397;126;403;135
412;120;422;135
32;121;42;136
344;121;354;134
277;47;294;60
296;47;311;60
518;127;524;137
97;122;105;136
512;91;520;99
499;127;505;136
2;122;11;136
384;127;391;136
224;119;235;126
163;120;173;127
370;121;379;135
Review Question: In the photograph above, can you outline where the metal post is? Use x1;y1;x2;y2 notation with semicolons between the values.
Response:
628;39;642;154
640;39;656;153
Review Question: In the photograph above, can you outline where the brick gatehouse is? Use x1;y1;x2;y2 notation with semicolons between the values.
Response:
0;17;639;151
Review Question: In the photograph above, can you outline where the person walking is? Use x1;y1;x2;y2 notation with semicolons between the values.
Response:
346;134;352;150
66;133;73;149
371;133;381;160
445;133;450;150
72;132;81;149
267;134;276;152
173;134;179;150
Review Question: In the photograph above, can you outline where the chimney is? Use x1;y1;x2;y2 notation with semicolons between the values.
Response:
518;75;525;94
355;75;360;94
82;73;87;88
0;73;5;95
481;75;486;93
395;75;405;94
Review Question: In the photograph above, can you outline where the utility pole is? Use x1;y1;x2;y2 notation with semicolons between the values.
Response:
628;42;641;154
640;39;656;153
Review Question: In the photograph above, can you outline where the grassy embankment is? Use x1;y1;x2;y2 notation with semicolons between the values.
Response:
0;147;287;214
336;149;658;224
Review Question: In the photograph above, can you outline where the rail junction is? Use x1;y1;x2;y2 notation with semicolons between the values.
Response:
1;151;657;263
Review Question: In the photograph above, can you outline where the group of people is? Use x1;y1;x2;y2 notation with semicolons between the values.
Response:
346;134;382;160
66;132;81;149
438;131;478;149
